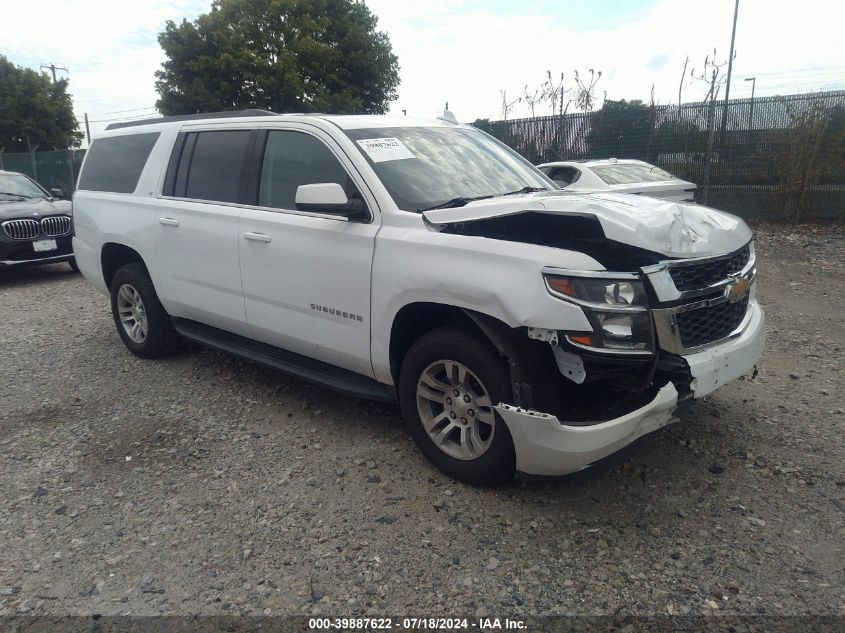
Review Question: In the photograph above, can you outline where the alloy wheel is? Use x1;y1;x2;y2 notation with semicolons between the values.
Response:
415;360;496;460
116;284;148;344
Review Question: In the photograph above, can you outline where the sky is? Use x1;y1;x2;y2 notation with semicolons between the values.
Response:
2;0;844;144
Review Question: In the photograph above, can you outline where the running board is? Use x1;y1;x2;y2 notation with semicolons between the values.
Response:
171;318;396;403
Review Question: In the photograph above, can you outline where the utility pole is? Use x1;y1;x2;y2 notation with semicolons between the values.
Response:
25;135;38;180
744;77;756;129
84;113;92;145
744;77;756;148
719;0;740;143
40;63;68;83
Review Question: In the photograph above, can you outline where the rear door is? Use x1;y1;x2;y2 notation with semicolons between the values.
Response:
155;127;254;335
238;126;378;376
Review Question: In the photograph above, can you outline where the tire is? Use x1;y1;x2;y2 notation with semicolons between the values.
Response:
68;258;80;273
109;263;179;358
399;324;516;485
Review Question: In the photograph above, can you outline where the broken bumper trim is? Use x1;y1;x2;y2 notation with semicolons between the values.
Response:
685;300;765;398
495;383;679;476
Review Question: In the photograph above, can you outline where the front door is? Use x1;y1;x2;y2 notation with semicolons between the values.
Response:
238;128;378;376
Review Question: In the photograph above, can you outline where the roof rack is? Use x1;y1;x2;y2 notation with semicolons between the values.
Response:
105;109;277;130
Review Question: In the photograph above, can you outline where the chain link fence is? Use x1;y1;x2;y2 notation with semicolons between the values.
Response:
474;90;845;220
3;91;843;220
0;149;86;197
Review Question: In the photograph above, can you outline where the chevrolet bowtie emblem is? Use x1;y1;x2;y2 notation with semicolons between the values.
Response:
727;277;750;303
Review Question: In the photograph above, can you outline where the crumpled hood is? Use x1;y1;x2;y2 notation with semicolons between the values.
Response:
423;190;751;258
0;196;72;220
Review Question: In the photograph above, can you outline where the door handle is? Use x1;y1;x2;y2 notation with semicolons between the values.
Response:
159;217;180;227
244;232;272;243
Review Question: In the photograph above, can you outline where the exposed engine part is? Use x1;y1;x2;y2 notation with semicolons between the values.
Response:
436;212;668;269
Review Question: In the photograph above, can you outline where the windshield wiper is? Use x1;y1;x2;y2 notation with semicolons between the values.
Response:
500;186;547;196
419;187;547;212
0;191;31;198
419;195;494;212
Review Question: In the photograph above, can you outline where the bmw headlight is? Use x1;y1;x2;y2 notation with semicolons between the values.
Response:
544;273;654;353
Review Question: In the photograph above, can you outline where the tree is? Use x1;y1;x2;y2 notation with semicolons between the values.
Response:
0;56;82;151
541;71;568;117
587;99;651;158
154;0;400;115
776;102;845;220
573;69;602;112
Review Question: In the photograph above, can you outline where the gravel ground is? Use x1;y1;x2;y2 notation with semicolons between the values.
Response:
0;222;843;619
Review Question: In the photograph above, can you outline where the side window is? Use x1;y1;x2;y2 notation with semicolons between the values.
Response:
172;130;251;203
78;133;160;193
258;131;355;210
548;166;580;186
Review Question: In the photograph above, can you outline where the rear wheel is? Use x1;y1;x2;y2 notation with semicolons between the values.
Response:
399;324;516;485
109;263;179;358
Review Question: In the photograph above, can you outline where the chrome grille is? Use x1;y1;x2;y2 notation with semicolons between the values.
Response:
669;245;751;291
2;219;40;240
40;215;72;237
676;297;749;348
646;242;756;354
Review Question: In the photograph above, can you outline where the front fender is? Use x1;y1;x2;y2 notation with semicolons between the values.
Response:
370;226;599;384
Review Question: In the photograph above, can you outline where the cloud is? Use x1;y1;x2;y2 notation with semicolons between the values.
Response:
2;0;843;140
647;51;671;71
1;0;207;140
366;0;845;120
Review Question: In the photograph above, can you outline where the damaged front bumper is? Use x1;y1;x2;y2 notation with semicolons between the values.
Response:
684;300;765;398
496;300;765;476
496;383;679;476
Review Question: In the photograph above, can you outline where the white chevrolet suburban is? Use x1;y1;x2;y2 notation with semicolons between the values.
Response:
72;110;765;485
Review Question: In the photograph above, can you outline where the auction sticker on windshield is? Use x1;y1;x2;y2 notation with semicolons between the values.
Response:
356;137;415;162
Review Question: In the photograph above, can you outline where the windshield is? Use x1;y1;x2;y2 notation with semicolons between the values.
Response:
591;163;676;185
0;173;47;199
344;126;553;212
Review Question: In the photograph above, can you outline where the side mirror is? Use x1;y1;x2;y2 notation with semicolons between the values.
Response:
50;188;65;199
295;183;366;219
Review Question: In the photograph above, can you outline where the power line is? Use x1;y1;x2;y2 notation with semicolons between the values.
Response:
40;62;68;83
73;94;155;105
100;106;158;115
74;108;157;121
750;67;845;78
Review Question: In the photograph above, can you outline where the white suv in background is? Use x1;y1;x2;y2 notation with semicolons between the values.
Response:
72;111;764;484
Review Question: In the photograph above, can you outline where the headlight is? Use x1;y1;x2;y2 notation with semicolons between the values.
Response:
544;273;654;353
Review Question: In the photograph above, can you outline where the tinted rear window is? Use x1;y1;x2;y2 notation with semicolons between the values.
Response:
591;163;675;185
183;131;251;203
78;133;160;193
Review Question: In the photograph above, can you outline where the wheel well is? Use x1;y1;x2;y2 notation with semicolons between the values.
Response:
101;243;146;289
389;303;562;411
389;303;475;382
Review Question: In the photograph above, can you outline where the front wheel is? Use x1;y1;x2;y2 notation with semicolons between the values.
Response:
109;263;179;358
398;324;516;485
67;257;80;273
